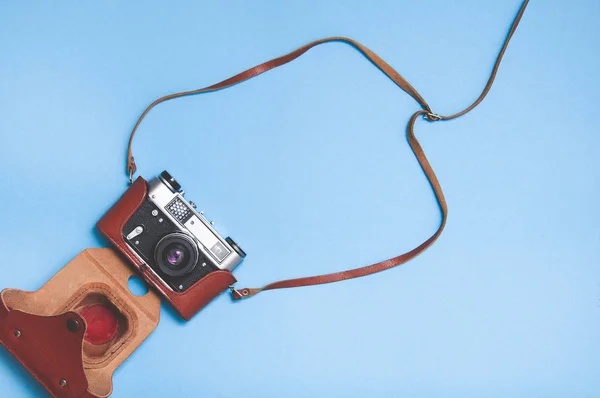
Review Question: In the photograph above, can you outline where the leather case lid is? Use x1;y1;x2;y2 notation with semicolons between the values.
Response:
97;177;236;321
0;304;90;398
0;249;161;397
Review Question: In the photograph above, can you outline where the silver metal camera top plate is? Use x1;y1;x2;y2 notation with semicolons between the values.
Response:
183;216;231;261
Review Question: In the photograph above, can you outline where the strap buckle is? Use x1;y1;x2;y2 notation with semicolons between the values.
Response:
423;111;442;122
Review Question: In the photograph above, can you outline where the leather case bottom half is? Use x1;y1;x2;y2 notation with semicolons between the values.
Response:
0;248;160;398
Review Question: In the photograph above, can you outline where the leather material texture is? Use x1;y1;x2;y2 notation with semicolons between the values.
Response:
0;249;160;397
97;177;236;321
125;37;434;176
0;302;93;398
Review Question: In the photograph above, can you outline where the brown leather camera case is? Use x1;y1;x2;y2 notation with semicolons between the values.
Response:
96;177;236;321
0;249;160;398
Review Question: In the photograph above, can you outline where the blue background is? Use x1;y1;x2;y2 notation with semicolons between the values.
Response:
1;1;599;397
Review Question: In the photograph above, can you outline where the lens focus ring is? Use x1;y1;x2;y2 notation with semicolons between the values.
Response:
154;233;198;277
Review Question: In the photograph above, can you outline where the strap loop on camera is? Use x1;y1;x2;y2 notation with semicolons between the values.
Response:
127;157;136;184
229;286;250;300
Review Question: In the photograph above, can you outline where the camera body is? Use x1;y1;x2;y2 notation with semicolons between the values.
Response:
97;171;246;320
123;171;245;293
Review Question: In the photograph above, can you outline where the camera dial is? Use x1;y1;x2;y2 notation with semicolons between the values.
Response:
226;237;246;258
159;170;181;193
154;232;199;277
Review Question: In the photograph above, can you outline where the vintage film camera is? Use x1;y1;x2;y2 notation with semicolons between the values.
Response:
97;171;246;320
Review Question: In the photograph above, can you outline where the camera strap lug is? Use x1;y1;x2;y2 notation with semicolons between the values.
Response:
229;286;250;300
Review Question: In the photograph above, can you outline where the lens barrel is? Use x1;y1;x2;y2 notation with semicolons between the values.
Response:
154;233;199;277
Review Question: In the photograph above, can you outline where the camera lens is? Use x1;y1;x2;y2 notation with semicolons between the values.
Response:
165;244;186;267
154;233;199;277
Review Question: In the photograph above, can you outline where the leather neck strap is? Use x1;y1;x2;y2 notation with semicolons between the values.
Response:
125;0;529;301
